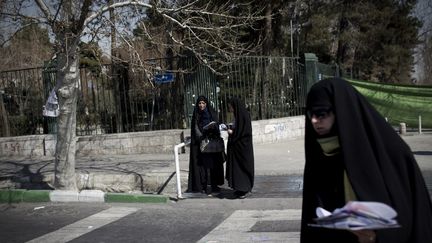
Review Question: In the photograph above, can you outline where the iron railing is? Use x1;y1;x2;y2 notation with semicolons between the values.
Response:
0;56;306;137
218;56;306;123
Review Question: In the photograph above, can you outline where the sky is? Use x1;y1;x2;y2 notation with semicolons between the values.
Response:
413;0;432;80
416;0;432;34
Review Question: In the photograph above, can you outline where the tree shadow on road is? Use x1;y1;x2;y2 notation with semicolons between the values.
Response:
1;161;54;190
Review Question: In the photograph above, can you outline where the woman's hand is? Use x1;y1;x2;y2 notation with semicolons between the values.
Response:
227;129;233;135
351;230;376;243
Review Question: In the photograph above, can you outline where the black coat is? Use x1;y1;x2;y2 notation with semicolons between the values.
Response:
226;98;254;192
187;96;224;193
300;78;432;243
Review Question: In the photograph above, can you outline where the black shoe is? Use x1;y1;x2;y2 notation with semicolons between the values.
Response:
235;191;249;199
211;186;221;193
204;186;212;195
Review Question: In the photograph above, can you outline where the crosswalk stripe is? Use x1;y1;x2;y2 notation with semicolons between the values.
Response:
198;209;301;243
26;207;139;243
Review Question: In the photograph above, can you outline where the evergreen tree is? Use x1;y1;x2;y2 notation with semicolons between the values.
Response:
302;0;421;83
79;42;103;74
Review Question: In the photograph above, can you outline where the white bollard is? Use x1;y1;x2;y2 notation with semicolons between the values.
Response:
419;115;422;134
174;142;185;199
173;136;191;199
399;123;406;135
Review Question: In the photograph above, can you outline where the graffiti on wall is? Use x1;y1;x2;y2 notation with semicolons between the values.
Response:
3;142;21;153
264;123;289;139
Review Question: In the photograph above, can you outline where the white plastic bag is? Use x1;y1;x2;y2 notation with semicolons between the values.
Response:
42;89;59;117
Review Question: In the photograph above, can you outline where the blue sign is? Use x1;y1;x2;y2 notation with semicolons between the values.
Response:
154;73;174;84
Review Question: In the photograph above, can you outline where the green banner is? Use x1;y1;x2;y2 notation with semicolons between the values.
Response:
349;79;432;129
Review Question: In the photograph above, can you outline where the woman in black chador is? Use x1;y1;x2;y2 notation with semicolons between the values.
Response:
186;96;224;194
300;78;432;243
225;97;254;199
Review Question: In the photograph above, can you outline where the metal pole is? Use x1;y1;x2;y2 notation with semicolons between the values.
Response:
290;19;294;59
174;142;185;199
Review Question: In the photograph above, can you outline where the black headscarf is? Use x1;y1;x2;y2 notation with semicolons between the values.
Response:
301;78;432;243
197;96;212;129
228;98;252;143
226;97;254;192
190;95;219;144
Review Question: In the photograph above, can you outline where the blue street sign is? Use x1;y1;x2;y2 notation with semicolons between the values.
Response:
154;73;174;84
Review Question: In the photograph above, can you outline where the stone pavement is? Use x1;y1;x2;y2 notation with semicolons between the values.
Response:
0;132;431;202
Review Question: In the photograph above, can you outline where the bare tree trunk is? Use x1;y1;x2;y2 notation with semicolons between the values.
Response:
0;92;10;137
261;2;273;119
336;2;349;68
54;52;79;191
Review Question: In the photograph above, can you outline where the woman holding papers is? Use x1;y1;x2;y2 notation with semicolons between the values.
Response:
186;96;225;195
300;78;432;243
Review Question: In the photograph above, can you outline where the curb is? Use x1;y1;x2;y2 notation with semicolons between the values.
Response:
105;193;168;203
0;189;169;204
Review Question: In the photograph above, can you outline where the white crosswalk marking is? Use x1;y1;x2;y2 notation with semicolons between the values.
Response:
198;209;301;243
26;207;139;243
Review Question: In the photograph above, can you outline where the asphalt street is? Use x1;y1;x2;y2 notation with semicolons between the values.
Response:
0;197;303;243
0;133;431;243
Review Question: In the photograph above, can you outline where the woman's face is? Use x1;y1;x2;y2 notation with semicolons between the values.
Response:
228;104;234;113
309;109;335;136
198;100;207;111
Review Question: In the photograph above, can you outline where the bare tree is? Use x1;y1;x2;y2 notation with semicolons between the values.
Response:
0;0;264;190
415;0;432;84
0;24;53;70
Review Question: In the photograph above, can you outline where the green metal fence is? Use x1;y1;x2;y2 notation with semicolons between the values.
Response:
184;56;306;127
0;56;306;137
0;67;46;137
183;57;219;128
218;56;306;123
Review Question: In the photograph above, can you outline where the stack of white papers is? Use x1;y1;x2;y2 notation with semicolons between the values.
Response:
309;201;400;230
203;121;217;130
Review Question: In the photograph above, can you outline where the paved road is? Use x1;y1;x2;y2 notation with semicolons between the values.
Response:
0;196;303;243
1;169;431;243
0;133;430;243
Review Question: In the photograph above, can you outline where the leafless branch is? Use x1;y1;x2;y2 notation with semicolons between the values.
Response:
0;22;33;47
35;0;53;22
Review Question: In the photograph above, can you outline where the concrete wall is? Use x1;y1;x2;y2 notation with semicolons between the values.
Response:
0;116;305;157
251;116;305;144
0;134;56;158
76;130;185;156
0;130;185;157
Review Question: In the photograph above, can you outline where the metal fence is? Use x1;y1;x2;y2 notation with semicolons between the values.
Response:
0;56;306;137
0;67;47;137
217;56;306;123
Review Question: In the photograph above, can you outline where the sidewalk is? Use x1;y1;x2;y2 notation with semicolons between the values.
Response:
0;132;431;203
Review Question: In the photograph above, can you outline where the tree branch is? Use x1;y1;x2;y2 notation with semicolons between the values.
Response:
35;0;53;22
